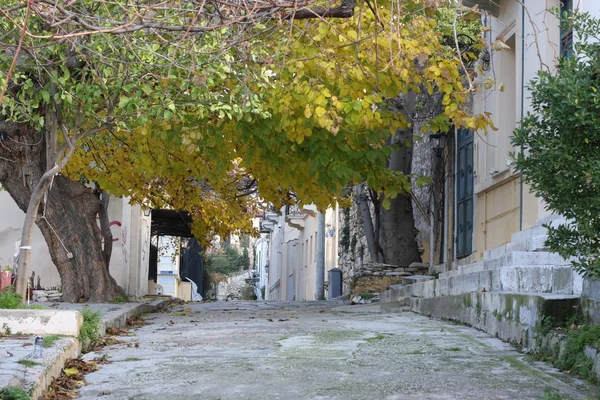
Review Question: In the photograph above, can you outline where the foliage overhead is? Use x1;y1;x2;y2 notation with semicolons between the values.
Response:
512;12;600;277
0;0;493;244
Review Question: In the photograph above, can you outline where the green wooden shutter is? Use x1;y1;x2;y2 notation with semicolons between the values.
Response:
457;128;474;258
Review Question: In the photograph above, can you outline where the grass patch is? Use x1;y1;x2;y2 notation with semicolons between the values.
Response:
123;357;142;362
17;359;41;367
110;295;128;304
43;334;64;348
445;347;461;352
0;386;30;400
539;387;563;400
0;286;22;309
407;349;424;355
530;324;600;384
80;307;101;350
365;334;385;342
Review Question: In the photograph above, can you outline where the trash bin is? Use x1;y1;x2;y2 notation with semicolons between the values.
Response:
328;268;342;299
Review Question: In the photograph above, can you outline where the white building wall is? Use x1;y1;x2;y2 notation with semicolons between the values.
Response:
0;191;58;288
0;192;149;296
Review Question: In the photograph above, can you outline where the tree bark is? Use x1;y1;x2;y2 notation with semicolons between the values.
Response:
0;123;125;302
378;128;422;266
96;185;113;270
355;183;383;263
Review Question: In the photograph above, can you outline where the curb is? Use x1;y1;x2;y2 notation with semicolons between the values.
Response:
29;337;81;400
99;299;170;334
6;299;171;399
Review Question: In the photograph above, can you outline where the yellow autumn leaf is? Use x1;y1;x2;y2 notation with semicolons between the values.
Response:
314;106;326;118
64;368;79;377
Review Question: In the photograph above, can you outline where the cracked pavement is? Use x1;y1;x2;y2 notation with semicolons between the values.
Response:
77;301;598;400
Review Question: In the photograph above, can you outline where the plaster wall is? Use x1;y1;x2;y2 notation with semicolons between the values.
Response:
472;0;561;258
0;192;148;295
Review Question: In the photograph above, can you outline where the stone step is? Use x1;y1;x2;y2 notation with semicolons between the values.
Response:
510;225;547;244
529;234;549;251
484;251;571;270
488;265;577;295
438;270;458;279
458;261;484;275
407;265;579;300
406;291;580;350
402;275;434;285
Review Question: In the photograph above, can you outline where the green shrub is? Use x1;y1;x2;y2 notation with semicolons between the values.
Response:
0;286;22;309
533;325;600;384
512;11;600;277
79;307;101;347
0;386;30;400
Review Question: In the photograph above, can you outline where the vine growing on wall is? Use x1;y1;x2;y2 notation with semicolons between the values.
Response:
340;207;351;254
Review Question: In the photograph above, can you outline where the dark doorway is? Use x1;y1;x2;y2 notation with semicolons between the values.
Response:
456;128;474;258
181;238;205;298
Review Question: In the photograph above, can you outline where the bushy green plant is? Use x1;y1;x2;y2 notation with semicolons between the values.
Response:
79;307;101;347
0;286;22;309
0;386;30;400
512;11;600;277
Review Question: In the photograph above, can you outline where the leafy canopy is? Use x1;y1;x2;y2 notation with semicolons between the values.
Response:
513;12;600;277
1;0;492;243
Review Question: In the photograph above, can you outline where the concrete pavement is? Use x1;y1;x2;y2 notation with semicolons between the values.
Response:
0;297;169;399
77;301;598;400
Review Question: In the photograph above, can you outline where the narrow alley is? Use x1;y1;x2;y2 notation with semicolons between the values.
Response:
77;301;596;400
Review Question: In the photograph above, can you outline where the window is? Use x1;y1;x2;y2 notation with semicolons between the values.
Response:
560;0;573;58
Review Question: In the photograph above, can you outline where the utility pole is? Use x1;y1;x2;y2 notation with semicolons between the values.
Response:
316;211;325;300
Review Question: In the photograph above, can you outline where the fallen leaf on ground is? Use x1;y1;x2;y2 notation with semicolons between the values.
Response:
106;327;129;336
64;368;79;377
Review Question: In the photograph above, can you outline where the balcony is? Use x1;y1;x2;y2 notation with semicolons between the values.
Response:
462;0;499;16
285;204;305;230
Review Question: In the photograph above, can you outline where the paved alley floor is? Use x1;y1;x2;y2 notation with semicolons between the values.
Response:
78;301;597;400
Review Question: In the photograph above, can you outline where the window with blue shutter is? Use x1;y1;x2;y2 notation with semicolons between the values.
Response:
456;128;474;258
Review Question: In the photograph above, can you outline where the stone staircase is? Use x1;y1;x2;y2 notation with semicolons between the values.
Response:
380;216;582;349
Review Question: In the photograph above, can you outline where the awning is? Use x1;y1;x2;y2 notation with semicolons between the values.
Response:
150;209;194;237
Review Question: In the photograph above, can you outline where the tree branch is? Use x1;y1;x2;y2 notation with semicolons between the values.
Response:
291;0;355;19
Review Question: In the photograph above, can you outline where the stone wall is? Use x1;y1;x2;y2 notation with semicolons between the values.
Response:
216;271;255;301
336;197;372;295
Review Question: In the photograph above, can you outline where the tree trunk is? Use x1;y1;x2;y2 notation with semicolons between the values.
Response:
96;186;113;269
355;183;383;263
0;123;125;302
379;128;422;266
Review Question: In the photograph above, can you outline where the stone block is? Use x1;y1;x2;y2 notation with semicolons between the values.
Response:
458;262;484;275
490;268;504;292
422;280;435;298
411;282;424;298
439;270;458;279
0;310;82;336
552;266;574;294
478;270;492;292
408;262;429;269
516;266;549;293
437;277;449;296
573;271;583;296
484;243;508;261
385;272;411;276
508;251;571;266
402;275;434;285
528;235;549;251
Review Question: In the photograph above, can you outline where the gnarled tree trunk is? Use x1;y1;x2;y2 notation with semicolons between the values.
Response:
378;128;422;266
0;124;125;302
